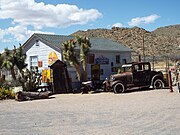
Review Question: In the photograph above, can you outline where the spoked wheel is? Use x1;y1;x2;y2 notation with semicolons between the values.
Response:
153;79;164;89
113;82;125;93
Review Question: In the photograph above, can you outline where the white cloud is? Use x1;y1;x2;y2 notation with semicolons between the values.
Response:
0;25;54;43
112;23;123;28
0;0;102;43
0;0;102;28
128;14;160;27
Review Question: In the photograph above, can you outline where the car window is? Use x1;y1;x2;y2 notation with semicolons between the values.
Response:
134;64;143;71
123;66;132;72
144;64;150;71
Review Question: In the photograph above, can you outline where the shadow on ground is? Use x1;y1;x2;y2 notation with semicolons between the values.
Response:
89;87;166;94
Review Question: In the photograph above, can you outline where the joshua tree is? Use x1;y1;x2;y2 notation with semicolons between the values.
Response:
62;36;91;82
1;48;16;80
1;45;27;81
76;36;91;80
12;45;27;76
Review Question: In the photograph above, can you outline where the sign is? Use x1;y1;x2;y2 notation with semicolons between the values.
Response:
48;51;58;65
42;69;52;83
38;61;43;67
95;55;109;65
91;64;100;80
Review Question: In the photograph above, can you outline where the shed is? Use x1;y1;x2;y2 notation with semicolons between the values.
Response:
49;60;72;94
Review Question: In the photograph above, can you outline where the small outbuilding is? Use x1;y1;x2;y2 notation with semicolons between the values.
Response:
49;60;72;94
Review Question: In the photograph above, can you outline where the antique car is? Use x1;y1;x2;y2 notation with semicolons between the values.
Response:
109;62;165;93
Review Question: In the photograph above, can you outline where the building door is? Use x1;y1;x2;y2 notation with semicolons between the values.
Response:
49;60;71;93
91;64;100;81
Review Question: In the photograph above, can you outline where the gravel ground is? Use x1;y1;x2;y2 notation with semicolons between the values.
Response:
0;87;180;135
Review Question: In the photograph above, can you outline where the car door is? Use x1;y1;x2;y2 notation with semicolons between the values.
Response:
141;63;151;85
133;64;144;86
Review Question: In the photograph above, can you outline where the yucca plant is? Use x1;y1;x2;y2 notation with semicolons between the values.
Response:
0;87;15;100
62;36;91;82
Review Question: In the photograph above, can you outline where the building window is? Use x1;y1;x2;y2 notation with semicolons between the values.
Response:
111;62;114;67
36;40;39;46
30;56;38;67
122;59;127;64
88;54;95;64
116;55;120;64
100;69;104;75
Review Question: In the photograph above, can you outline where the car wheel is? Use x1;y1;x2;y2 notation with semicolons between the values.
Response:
113;82;125;93
153;79;164;89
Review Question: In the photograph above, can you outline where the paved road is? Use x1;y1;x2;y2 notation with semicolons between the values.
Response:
0;87;180;135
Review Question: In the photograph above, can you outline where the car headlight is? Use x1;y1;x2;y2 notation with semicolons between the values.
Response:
110;76;115;81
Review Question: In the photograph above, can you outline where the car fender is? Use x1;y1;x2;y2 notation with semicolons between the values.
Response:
151;74;164;86
111;80;125;87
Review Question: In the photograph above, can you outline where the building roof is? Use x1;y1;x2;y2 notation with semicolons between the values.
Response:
24;33;133;52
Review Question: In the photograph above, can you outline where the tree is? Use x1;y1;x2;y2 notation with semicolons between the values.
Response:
76;36;91;81
12;44;27;75
62;36;91;82
1;45;27;81
1;48;16;80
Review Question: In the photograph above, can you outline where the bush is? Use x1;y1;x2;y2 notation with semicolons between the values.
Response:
0;87;15;100
0;81;11;90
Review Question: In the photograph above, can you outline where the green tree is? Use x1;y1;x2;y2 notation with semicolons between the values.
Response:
12;45;27;75
76;36;91;81
1;48;16;80
1;45;27;81
62;36;91;82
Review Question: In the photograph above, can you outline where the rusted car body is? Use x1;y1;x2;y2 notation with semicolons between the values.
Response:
109;62;165;93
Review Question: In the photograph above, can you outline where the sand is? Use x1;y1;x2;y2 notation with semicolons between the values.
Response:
0;87;180;135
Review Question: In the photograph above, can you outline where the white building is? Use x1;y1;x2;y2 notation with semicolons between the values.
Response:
23;33;132;82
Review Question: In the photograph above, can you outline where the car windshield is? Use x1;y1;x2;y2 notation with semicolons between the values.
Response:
122;64;132;72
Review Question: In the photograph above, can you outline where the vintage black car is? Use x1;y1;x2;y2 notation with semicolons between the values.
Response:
109;62;165;93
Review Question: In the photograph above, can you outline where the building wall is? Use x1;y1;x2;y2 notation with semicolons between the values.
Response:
87;51;131;80
25;40;62;71
24;38;131;82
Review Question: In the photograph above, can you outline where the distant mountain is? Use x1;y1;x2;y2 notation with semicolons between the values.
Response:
71;25;180;60
153;24;180;37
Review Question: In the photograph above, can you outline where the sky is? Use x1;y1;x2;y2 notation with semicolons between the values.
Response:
0;0;180;52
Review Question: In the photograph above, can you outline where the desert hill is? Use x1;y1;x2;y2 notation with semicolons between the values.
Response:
153;24;180;37
72;25;180;61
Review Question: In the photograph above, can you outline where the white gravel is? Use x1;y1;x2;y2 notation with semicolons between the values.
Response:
0;87;180;135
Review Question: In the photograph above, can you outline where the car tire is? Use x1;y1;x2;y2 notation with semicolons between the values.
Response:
113;82;125;93
153;79;164;89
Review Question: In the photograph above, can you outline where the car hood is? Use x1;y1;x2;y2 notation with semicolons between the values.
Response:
111;72;132;79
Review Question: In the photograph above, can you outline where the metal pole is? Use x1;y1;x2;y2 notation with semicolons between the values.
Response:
168;70;173;92
142;34;145;61
152;55;155;71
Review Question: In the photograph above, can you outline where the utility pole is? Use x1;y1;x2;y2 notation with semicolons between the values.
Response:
142;34;145;61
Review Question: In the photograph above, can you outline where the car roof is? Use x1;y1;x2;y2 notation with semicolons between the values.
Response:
122;62;150;67
122;64;132;67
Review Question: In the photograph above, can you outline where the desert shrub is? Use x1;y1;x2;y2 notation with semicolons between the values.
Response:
0;81;11;90
0;87;15;100
18;68;39;92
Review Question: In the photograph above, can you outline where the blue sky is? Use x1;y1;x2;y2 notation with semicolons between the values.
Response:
0;0;180;52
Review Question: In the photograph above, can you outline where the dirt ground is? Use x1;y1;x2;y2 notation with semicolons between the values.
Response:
0;87;180;135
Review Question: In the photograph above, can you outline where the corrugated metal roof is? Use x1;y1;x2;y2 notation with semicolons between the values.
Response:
34;33;132;52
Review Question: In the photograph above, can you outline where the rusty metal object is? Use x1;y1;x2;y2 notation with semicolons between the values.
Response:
168;70;173;92
110;62;165;93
